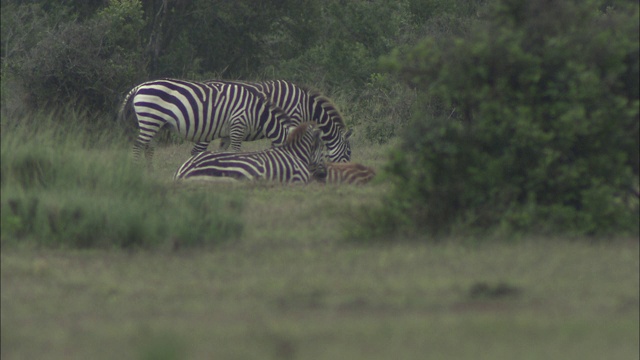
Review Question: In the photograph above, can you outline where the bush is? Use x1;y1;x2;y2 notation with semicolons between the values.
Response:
273;0;414;90
3;0;147;113
1;188;243;249
371;0;639;238
344;73;417;144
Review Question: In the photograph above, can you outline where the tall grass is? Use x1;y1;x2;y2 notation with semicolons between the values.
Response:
1;109;243;249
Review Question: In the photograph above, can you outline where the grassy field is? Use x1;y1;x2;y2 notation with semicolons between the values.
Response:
2;138;639;360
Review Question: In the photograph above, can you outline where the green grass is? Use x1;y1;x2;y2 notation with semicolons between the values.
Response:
2;238;638;360
1;118;244;249
1;119;638;359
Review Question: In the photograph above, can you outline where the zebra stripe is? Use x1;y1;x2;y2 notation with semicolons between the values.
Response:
313;162;376;185
174;122;325;184
118;79;294;164
202;80;352;163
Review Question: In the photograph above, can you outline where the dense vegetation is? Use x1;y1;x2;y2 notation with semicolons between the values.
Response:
374;0;639;238
1;0;638;246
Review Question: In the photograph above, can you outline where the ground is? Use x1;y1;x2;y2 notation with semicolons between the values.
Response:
1;139;638;360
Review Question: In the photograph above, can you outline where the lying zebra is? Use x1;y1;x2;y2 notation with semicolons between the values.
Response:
313;162;376;185
174;122;325;184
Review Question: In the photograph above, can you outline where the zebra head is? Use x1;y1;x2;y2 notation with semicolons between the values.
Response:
307;127;327;179
285;121;325;175
309;141;328;181
325;127;352;163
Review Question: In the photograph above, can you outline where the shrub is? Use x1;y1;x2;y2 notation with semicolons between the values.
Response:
1;187;243;249
371;0;639;238
3;0;147;113
346;73;417;144
274;0;414;90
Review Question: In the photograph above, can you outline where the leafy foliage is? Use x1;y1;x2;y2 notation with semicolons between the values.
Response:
0;0;485;133
2;0;147;113
377;0;639;237
3;0;637;241
252;0;415;92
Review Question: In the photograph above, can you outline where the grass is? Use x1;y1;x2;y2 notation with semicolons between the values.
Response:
1;120;639;359
1;118;244;249
2;238;638;360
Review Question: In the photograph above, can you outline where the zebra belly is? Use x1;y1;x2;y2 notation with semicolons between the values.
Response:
175;151;310;184
181;154;265;181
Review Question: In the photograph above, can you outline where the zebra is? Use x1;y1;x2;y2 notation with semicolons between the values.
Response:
118;78;295;164
313;162;376;185
202;79;352;163
174;122;325;184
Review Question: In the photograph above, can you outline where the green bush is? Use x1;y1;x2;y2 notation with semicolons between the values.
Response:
1;111;243;249
344;73;416;144
408;0;484;24
372;0;639;238
1;187;243;249
3;0;147;113
273;0;414;90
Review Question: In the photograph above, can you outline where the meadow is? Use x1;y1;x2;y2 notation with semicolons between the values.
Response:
1;118;638;360
2;1;638;358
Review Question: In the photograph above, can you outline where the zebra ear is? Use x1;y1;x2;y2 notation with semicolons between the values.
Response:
288;121;315;144
344;129;353;139
314;127;323;142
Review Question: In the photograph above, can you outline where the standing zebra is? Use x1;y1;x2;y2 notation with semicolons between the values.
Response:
174;122;325;184
313;162;376;185
202;79;352;163
118;79;295;164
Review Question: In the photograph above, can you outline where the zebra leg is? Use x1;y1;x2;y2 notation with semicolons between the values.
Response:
132;139;146;163
228;121;246;152
191;141;210;155
144;143;155;168
133;138;154;164
133;139;155;168
133;120;162;166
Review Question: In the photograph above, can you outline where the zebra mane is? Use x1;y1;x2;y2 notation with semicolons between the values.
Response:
286;121;317;145
306;89;347;131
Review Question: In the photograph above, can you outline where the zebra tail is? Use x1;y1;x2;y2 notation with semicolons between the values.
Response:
117;85;141;141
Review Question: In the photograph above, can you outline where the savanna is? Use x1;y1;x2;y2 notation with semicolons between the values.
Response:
2;0;638;359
